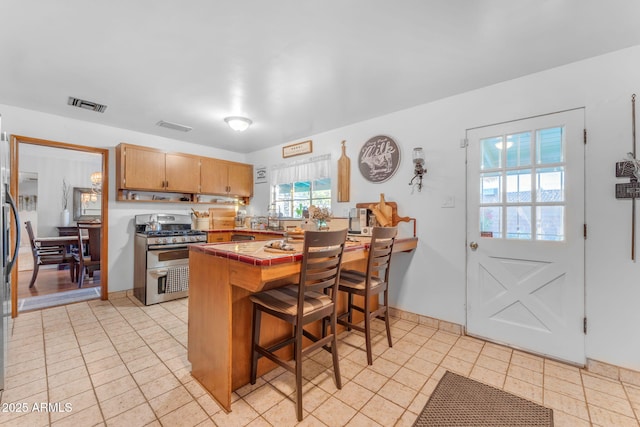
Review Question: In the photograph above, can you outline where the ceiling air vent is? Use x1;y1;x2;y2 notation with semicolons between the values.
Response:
67;96;107;113
156;120;193;132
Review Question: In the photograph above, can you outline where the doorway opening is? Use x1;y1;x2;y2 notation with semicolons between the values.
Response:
10;135;109;317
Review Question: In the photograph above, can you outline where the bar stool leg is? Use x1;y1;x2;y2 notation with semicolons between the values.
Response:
250;305;261;385
384;288;392;348
330;312;342;389
346;293;353;331
364;297;373;365
294;322;303;421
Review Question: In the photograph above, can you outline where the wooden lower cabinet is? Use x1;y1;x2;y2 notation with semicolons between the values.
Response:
207;231;283;243
207;232;231;243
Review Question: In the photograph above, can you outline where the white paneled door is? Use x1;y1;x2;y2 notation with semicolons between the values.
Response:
466;109;585;365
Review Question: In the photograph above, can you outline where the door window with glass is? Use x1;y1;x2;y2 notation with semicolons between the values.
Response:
480;127;565;241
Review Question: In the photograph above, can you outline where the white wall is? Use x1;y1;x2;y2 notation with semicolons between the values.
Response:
4;45;640;371
1;104;248;295
20;145;102;236
247;45;640;371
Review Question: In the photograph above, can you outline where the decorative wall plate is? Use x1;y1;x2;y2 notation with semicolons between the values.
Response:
358;135;401;183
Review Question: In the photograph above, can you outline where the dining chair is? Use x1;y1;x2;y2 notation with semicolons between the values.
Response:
73;224;101;288
337;226;397;365
249;229;347;421
25;220;74;288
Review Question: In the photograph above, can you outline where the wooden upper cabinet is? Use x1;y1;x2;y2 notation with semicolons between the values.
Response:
116;143;252;201
201;158;253;198
118;144;166;191
117;144;200;193
200;157;229;195
228;162;253;198
165;153;201;193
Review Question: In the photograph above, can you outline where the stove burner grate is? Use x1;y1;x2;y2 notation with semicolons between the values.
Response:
143;230;206;237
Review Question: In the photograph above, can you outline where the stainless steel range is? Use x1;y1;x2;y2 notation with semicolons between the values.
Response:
134;213;207;305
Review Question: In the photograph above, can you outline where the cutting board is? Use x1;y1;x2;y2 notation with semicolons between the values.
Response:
337;140;350;202
356;201;411;226
378;194;393;222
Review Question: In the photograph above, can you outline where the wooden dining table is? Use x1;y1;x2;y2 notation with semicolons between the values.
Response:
36;235;90;259
35;235;88;247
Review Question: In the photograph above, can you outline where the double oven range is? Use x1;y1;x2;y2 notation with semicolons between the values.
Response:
134;213;207;305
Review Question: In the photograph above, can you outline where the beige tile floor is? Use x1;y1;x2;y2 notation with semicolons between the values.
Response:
1;292;639;427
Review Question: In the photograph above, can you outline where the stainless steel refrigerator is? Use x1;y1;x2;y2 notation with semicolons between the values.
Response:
0;115;20;391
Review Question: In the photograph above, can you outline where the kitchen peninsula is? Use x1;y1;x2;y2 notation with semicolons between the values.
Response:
187;235;418;411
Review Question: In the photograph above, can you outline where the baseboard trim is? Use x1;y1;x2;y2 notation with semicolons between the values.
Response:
388;306;640;387
388;307;464;335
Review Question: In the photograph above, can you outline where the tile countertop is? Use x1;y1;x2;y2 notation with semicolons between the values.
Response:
205;229;285;235
189;235;418;267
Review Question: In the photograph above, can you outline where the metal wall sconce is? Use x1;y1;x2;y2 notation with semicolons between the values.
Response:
409;147;426;191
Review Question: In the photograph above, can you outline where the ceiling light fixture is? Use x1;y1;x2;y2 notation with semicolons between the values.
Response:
224;116;252;132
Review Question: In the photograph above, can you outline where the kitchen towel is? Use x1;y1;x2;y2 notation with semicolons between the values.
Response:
166;266;189;293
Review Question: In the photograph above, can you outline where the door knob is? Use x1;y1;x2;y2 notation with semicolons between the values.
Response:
469;241;478;250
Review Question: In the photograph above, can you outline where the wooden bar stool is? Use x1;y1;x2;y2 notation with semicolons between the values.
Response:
249;229;347;421
337;226;397;365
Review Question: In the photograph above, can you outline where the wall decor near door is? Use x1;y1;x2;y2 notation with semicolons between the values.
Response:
358;135;400;183
614;94;640;260
337;140;350;201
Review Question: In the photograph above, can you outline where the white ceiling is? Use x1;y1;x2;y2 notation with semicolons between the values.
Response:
2;1;640;154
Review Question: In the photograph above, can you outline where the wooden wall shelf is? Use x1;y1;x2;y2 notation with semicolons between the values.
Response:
116;189;249;205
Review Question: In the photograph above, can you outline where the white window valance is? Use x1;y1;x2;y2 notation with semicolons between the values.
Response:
270;154;331;185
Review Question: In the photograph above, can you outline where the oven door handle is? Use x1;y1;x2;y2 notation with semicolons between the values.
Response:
149;269;168;278
147;243;191;250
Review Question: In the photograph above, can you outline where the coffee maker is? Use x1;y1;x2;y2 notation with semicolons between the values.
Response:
348;208;373;236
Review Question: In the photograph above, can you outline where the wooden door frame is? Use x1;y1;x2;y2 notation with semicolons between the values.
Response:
10;135;109;318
